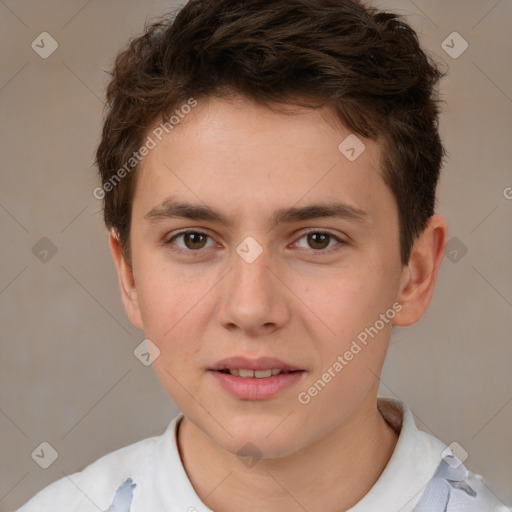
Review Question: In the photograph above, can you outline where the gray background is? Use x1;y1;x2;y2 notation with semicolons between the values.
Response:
1;0;511;510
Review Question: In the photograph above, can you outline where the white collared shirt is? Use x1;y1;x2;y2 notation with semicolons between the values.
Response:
15;398;510;512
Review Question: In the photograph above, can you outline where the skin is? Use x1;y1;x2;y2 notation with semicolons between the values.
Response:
109;95;448;512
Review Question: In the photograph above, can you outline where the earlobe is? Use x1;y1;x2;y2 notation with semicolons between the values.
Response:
108;230;144;330
393;214;448;327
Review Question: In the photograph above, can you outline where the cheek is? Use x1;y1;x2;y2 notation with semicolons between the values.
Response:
299;282;395;422
303;263;394;337
134;253;203;334
302;261;398;387
133;270;201;375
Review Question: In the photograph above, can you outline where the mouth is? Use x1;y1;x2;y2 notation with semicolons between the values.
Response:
208;356;306;400
209;356;305;376
214;368;301;378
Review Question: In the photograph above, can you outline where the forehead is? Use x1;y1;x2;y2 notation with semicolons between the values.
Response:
132;96;395;228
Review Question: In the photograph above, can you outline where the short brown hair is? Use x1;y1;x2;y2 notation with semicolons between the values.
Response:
95;0;446;267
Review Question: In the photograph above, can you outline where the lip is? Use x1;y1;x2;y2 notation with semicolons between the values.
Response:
209;370;305;400
210;356;303;372
208;356;306;401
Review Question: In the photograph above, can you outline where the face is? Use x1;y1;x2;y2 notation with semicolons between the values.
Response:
115;95;411;458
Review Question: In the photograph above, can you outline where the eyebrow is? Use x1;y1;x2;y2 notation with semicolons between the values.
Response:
144;197;369;228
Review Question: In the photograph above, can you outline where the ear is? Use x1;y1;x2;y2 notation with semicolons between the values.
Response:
393;214;448;327
109;229;144;330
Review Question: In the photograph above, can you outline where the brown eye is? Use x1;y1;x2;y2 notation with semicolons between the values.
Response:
167;231;214;251
183;232;208;249
307;233;330;250
295;232;342;251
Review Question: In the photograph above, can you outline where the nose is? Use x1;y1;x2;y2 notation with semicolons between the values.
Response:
217;243;291;337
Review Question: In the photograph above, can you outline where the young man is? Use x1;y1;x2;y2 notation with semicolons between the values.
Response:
15;0;510;511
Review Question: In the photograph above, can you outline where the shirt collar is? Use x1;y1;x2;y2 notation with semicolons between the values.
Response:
347;397;446;511
155;397;446;512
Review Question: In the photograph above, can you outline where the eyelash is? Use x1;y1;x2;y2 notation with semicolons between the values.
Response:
164;229;346;256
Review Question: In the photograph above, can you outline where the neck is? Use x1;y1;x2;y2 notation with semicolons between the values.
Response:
177;393;398;512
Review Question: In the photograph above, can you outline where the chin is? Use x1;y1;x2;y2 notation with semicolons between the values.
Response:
222;435;301;462
212;415;310;461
